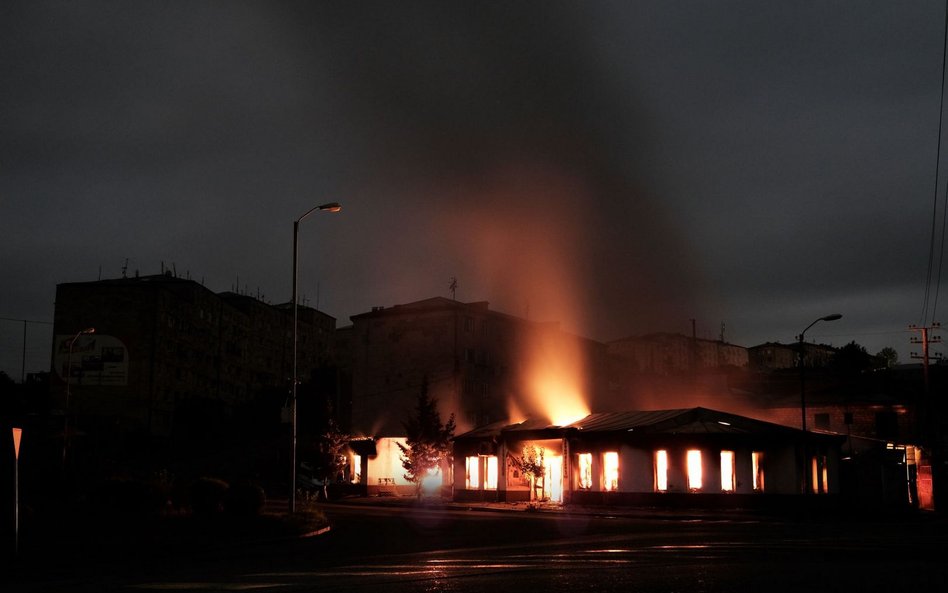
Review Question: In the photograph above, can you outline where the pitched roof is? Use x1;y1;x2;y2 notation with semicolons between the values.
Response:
572;407;803;435
455;407;808;440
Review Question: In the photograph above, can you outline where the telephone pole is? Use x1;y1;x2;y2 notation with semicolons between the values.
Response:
910;323;943;510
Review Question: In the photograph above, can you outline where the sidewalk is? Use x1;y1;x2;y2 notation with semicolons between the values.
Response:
319;493;945;524
319;494;772;522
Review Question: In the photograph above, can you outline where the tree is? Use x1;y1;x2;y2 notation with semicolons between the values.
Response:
398;377;456;498
832;340;875;373
509;445;545;502
876;346;899;368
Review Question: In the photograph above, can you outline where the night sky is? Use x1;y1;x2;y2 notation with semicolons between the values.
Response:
2;1;946;378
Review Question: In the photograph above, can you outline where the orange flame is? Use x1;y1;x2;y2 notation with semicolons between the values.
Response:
521;326;590;426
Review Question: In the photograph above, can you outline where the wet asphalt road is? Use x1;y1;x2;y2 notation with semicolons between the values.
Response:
7;502;947;592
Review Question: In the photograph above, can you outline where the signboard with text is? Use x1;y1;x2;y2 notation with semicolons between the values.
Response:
53;334;129;386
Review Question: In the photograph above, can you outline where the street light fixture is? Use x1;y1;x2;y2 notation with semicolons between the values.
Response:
798;313;841;495
291;202;341;513
63;327;95;471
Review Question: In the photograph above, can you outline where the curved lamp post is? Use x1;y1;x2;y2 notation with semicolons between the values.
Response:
798;313;841;495
63;327;95;470
291;202;341;513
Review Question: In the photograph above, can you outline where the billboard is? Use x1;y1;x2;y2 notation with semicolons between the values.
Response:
53;334;129;386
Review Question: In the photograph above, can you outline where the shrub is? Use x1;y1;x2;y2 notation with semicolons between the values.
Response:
190;477;229;516
225;480;266;517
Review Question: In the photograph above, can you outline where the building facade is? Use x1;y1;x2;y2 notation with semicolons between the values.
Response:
52;273;336;441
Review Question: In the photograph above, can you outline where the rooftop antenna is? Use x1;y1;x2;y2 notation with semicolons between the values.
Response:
449;277;458;301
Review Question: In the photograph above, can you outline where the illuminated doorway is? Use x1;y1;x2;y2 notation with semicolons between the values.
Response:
544;455;563;502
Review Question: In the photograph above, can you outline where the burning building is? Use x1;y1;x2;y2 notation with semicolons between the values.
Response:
453;407;844;509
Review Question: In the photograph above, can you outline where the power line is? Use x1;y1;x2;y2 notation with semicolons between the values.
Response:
0;316;52;325
923;0;948;325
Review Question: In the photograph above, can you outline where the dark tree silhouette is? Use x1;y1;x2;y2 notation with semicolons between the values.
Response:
833;341;876;373
876;346;899;368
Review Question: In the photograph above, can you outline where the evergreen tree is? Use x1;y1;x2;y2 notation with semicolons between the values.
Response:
398;377;456;497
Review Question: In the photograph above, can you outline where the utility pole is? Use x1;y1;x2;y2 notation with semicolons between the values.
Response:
910;323;942;389
910;323;943;510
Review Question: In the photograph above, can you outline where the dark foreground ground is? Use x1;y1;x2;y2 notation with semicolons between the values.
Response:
3;497;946;592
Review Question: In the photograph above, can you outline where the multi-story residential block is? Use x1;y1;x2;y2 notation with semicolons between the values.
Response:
51;273;335;442
748;341;836;371
607;333;748;375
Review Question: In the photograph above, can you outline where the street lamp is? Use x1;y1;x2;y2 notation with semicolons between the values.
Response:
291;202;341;513
798;313;841;495
63;327;95;471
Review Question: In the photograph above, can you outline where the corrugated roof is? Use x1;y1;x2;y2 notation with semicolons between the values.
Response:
575;407;801;435
569;409;691;432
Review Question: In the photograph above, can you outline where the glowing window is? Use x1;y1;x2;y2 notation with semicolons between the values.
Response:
812;455;828;494
603;451;619;492
465;456;480;489
353;454;362;484
811;456;819;494
485;456;498;490
655;450;668;491
687;449;702;491
752;451;764;492
578;453;593;489
720;450;735;492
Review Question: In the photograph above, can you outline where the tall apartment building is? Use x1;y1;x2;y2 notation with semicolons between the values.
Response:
52;273;335;441
345;297;607;437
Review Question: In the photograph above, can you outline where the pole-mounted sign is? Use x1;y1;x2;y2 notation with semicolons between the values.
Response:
13;427;22;555
13;427;22;459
